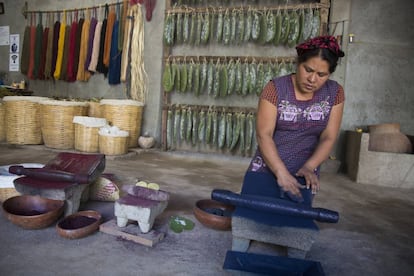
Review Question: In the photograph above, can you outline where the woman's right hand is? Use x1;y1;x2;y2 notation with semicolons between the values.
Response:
276;170;304;202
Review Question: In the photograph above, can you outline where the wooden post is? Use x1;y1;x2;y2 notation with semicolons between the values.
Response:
161;0;173;151
320;0;331;35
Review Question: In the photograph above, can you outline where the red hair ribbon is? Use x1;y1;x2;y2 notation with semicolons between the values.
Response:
296;35;345;57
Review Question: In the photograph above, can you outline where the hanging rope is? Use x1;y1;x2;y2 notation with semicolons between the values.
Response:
23;1;120;17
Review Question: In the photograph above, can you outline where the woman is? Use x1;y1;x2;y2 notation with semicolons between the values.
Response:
242;36;345;211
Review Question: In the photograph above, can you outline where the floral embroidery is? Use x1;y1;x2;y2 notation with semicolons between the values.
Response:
279;98;331;122
251;156;265;171
303;99;331;121
278;100;302;122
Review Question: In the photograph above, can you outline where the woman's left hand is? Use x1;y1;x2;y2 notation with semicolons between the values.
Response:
296;166;320;194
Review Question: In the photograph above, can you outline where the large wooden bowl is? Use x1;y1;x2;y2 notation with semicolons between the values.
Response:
56;210;102;239
193;199;235;231
2;195;64;229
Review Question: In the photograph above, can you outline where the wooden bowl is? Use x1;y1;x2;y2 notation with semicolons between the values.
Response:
2;195;64;229
56;210;101;239
193;199;235;231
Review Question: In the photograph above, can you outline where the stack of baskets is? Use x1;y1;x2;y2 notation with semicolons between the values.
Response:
2;96;49;144
100;99;144;148
73;116;107;153
40;100;88;149
0;102;5;142
0;163;44;202
1;97;142;156
0;187;20;203
88;101;102;118
0;180;20;203
0;164;19;203
98;126;130;155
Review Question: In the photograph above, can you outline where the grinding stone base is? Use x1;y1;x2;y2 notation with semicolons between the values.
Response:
14;182;88;216
114;200;168;233
231;215;319;257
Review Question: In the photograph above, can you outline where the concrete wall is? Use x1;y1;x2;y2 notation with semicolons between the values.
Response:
0;0;413;162
343;0;414;136
318;0;414;161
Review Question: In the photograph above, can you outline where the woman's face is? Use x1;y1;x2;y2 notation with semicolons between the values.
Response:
295;56;331;94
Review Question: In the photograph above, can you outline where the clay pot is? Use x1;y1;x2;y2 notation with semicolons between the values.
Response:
193;199;235;231
138;135;155;149
2;195;64;229
56;210;102;239
368;123;412;153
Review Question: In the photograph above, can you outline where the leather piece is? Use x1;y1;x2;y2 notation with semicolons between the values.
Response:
11;152;105;189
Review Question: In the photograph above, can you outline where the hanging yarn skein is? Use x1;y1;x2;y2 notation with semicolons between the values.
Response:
144;0;156;22
131;0;155;21
129;4;148;102
120;6;133;83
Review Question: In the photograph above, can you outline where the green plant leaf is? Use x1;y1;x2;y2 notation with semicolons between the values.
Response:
169;216;184;233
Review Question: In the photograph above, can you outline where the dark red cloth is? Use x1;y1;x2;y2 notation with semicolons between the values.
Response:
66;20;78;82
27;26;36;79
37;27;49;80
67;18;83;82
117;194;160;208
144;0;156;21
13;152;105;189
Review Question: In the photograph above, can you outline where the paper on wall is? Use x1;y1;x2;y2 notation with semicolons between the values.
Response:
0;26;10;45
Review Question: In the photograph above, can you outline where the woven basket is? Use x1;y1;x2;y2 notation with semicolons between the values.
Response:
40;100;88;149
0;163;44;203
99;134;129;155
0;188;20;203
3;96;49;144
0;102;5;142
88;101;102;118
73;116;107;153
100;99;144;148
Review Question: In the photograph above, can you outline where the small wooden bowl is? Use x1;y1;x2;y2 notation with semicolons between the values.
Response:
2;195;64;229
56;210;101;239
193;199;235;231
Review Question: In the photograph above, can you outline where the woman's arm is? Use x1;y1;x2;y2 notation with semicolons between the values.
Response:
296;101;344;193
256;99;304;199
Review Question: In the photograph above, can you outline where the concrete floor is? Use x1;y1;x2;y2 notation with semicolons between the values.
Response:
0;143;413;276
